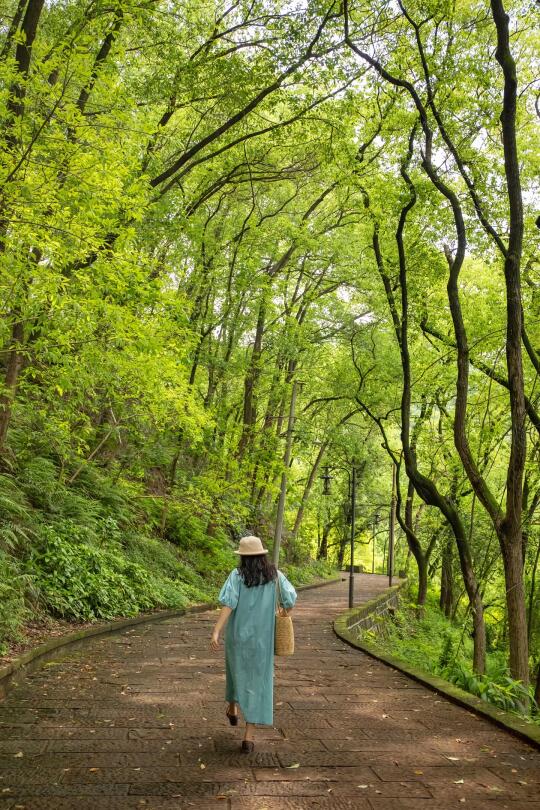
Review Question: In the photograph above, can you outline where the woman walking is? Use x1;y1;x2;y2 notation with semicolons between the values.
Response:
210;536;297;751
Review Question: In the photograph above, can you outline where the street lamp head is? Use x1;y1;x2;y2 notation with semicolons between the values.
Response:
321;465;333;496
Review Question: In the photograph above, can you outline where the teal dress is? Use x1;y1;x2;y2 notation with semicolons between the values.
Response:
218;568;297;725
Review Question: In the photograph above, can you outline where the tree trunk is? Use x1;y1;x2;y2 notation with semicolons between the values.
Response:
416;553;428;607
292;441;328;537
0;319;24;448
397;475;429;606
440;536;454;618
237;298;265;460
502;537;529;689
317;522;330;560
272;379;298;566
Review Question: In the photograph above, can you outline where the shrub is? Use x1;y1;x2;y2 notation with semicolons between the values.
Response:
26;525;158;620
282;558;336;585
0;551;28;654
440;662;537;715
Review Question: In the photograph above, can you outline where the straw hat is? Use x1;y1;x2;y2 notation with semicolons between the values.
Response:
234;535;269;555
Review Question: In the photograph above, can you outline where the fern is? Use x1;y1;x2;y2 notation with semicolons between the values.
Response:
0;551;28;652
437;631;455;670
19;458;64;513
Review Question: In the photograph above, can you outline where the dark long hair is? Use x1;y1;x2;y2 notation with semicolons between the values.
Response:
238;553;277;587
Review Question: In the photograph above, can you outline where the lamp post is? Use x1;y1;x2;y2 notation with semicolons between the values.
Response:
349;464;357;609
388;463;397;586
320;461;358;609
372;511;380;573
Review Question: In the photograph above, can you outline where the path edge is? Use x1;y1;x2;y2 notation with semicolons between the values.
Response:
0;575;343;700
333;589;540;751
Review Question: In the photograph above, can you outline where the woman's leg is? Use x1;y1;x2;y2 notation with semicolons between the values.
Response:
227;701;238;716
244;721;255;741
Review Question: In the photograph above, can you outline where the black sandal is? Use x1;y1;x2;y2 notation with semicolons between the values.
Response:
241;740;254;753
226;706;238;726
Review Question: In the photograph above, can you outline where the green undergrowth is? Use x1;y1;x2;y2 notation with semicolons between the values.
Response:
361;588;539;723
279;559;337;586
0;456;336;655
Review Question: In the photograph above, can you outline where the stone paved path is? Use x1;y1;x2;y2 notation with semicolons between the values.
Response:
1;574;539;810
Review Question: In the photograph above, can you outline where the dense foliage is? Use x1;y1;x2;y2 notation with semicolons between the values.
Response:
0;0;538;714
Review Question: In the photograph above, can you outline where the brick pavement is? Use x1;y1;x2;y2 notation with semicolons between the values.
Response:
0;574;539;809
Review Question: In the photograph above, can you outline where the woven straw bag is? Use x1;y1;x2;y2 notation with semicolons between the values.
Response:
274;574;294;656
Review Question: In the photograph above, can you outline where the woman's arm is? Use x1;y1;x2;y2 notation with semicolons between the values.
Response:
277;571;297;612
211;606;233;651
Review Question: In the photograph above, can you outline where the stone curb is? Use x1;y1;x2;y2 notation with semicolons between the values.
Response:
0;575;342;700
333;587;540;751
